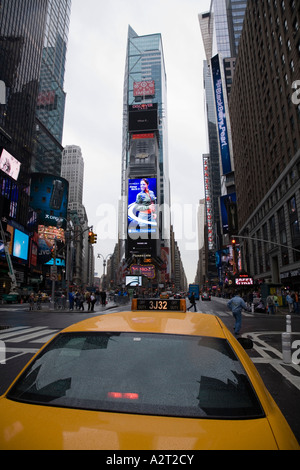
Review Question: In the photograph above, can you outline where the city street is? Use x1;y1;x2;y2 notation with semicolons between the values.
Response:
0;296;300;445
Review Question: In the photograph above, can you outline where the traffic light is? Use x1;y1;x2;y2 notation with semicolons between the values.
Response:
231;238;236;245
88;231;97;244
51;247;56;258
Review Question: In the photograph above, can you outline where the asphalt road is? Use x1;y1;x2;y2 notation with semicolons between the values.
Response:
0;296;300;445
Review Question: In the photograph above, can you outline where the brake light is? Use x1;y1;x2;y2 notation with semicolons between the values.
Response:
108;392;139;400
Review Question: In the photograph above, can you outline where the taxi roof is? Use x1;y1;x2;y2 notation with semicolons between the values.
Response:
62;311;226;338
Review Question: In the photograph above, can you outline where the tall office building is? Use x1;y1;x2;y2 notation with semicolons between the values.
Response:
0;0;48;228
229;0;300;289
33;0;71;175
0;1;72;293
120;26;171;285
61;145;84;208
61;144;91;287
199;0;247;285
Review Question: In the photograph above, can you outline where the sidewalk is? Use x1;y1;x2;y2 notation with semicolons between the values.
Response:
213;295;298;316
23;299;120;313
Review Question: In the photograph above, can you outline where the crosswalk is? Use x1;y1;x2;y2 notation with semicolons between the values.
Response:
0;326;59;345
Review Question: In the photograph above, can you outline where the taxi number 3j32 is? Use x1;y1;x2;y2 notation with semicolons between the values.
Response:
149;300;168;310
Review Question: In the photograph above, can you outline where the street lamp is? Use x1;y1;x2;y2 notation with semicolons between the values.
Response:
97;253;112;289
57;217;73;309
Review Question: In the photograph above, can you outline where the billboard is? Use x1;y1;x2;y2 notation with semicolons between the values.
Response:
12;229;29;261
30;173;68;228
126;275;142;287
203;155;215;250
133;80;155;97
128;178;157;236
220;193;238;235
38;225;65;265
211;54;232;175
0;149;21;181
128;104;158;132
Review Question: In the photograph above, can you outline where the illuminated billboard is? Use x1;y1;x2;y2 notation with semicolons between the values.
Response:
0;149;21;181
128;104;158;132
126;275;142;287
220;193;238;235
30;173;68;228
13;229;29;261
211;54;232;175
203;155;215;250
128;178;157;236
38;225;65;264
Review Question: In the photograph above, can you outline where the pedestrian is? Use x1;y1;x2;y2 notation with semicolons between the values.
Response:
266;294;275;315
90;293;96;312
29;293;35;311
273;294;279;313
286;292;294;313
79;293;85;311
187;292;197;312
75;292;80;309
68;291;74;310
86;292;91;311
291;291;299;314
227;291;250;336
100;290;106;307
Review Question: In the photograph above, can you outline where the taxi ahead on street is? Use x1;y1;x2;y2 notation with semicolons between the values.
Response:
0;298;299;450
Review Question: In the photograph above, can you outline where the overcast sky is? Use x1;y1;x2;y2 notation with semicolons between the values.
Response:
62;0;212;284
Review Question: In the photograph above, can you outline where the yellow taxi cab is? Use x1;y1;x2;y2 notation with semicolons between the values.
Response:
0;298;299;450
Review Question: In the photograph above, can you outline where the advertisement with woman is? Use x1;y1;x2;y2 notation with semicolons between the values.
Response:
128;178;157;236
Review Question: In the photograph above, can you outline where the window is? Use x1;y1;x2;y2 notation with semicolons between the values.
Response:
7;332;263;419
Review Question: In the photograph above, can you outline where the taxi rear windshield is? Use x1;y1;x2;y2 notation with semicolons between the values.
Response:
7;332;264;419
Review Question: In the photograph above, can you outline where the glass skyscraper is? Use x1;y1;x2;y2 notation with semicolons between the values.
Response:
33;0;71;175
121;26;170;279
199;0;247;283
0;0;48;228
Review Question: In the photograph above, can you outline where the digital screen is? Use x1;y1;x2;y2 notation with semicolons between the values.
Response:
0;149;21;181
30;173;69;228
211;54;232;175
128;108;158;132
126;275;142;287
13;229;29;261
134;299;184;312
128;178;158;236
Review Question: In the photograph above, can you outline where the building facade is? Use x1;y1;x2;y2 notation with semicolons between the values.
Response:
199;0;248;287
0;1;48;293
120;26;171;288
61;145;84;207
61;145;92;287
229;0;300;289
33;0;71;176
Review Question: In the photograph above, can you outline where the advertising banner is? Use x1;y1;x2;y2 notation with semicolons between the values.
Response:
0;149;21;181
211;54;232;175
30;173;68;228
128;178;158;236
133;80;155;97
128;104;158;132
220;193;238;235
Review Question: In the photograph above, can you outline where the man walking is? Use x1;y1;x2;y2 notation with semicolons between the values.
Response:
227;292;250;336
187;292;197;312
